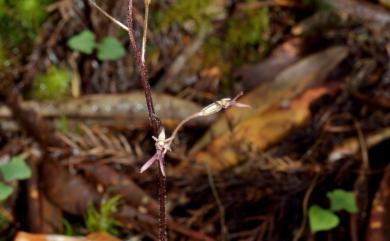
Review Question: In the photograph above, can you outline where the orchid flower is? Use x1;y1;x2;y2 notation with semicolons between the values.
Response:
140;129;170;176
140;92;251;176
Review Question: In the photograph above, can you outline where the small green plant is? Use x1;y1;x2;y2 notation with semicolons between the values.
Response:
85;195;122;235
56;114;70;133
309;189;358;233
62;218;75;236
0;156;32;202
67;30;126;61
31;66;72;101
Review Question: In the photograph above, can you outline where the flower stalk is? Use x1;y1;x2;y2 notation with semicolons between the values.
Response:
140;91;251;176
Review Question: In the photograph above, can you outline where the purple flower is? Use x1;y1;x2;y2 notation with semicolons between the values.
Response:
140;148;166;176
140;92;250;177
140;129;169;176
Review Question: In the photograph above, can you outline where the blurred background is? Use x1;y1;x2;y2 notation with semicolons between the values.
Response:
0;0;390;240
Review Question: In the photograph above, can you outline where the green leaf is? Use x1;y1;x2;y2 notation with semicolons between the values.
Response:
67;30;95;54
0;183;13;201
97;37;126;61
85;196;122;235
327;189;358;213
63;218;74;236
0;156;32;181
309;205;339;233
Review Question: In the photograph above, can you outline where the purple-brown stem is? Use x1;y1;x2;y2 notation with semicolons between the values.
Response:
159;173;167;241
127;0;160;135
127;1;166;240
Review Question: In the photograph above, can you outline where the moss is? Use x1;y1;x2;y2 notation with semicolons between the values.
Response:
158;0;224;32
0;0;53;77
224;8;269;64
31;66;71;101
0;0;53;50
153;1;270;94
226;8;268;47
16;0;52;30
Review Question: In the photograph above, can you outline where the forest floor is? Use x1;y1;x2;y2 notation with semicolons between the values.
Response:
0;0;390;241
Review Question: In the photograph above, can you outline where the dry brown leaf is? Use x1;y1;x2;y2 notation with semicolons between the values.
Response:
380;0;390;9
329;127;390;162
192;86;330;170
85;233;121;241
235;38;304;89
14;232;120;241
14;232;84;241
191;46;348;155
324;0;390;32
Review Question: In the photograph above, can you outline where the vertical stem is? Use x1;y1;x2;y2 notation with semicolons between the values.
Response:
127;1;167;240
159;172;167;241
127;0;160;135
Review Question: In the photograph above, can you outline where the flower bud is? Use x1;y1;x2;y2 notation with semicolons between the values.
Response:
198;98;231;116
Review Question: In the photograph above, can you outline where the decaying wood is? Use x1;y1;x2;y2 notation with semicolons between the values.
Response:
41;160;101;215
4;93;64;149
0;92;215;131
81;163;160;217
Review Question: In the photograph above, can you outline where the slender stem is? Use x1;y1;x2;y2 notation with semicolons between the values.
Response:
206;164;228;240
141;0;150;63
89;0;129;31
166;113;199;146
127;1;166;240
127;0;160;135
159;172;167;241
292;174;319;241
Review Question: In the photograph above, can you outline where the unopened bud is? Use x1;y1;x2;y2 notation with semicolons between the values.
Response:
198;98;231;116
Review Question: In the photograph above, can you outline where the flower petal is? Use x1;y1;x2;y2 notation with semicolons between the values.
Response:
231;102;251;108
140;154;157;173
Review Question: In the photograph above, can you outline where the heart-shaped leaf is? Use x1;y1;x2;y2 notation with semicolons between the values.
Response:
97;37;126;61
0;156;32;181
67;30;95;54
327;189;358;213
0;182;13;201
309;205;339;233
